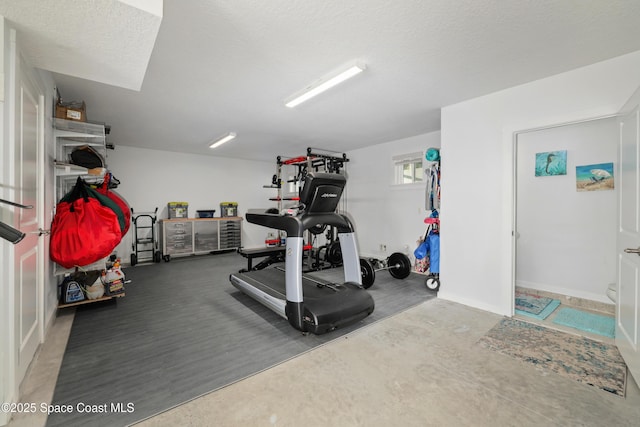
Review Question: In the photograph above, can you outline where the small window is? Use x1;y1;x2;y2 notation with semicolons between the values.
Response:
393;152;423;184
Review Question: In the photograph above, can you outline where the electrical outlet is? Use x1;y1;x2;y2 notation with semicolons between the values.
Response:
380;244;387;252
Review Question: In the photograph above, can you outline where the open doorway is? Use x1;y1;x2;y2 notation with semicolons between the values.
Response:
513;116;618;338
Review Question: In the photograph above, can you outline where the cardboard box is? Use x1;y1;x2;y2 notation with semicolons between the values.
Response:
55;101;86;122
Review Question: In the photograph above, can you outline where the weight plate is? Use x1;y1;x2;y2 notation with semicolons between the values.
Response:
425;276;440;291
325;241;342;265
388;252;411;279
359;258;376;289
309;224;327;235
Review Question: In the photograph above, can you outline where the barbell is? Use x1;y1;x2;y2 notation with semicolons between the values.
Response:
359;252;412;289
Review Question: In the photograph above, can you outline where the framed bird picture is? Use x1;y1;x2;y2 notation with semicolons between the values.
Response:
576;162;614;192
535;150;567;176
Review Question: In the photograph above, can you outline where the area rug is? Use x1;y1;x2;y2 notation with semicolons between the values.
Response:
552;307;615;338
478;317;627;396
514;291;560;320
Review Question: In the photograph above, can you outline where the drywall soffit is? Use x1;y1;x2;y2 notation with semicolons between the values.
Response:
0;0;162;91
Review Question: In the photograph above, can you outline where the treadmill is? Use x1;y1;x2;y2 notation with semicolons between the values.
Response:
230;172;375;334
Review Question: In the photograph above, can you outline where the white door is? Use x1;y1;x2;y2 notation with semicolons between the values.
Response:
617;88;640;384
11;39;43;390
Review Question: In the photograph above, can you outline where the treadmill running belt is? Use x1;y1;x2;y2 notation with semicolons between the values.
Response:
236;268;346;299
231;267;375;334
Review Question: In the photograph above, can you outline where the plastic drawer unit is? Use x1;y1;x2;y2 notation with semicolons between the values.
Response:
159;218;242;262
219;219;242;249
160;220;193;259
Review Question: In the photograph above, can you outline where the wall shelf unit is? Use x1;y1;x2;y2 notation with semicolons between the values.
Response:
58;293;125;309
54;118;108;203
53;118;122;308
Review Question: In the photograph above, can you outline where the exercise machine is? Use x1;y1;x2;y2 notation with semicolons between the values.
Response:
229;172;374;334
238;147;350;274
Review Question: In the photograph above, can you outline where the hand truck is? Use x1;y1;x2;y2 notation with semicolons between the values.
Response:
130;207;161;266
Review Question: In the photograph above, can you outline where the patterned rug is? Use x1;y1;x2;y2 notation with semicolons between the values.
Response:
552;307;615;338
515;292;561;320
478;318;627;396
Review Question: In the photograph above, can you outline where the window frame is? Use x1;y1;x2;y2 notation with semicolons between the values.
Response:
392;151;424;185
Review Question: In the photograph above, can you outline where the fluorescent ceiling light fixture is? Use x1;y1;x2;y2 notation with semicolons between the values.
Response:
285;61;367;108
209;132;237;149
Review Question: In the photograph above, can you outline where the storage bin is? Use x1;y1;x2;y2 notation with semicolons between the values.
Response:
220;202;238;217
196;210;216;218
168;202;189;219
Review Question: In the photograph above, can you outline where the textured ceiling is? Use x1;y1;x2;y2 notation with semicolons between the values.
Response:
0;0;162;90
5;1;640;162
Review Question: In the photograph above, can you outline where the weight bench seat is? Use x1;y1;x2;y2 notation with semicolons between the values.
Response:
238;245;314;272
238;246;285;271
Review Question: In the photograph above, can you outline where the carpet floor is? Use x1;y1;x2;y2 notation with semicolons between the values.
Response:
46;252;436;426
477;317;627;397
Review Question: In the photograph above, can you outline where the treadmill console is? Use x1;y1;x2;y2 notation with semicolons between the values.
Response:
298;172;346;214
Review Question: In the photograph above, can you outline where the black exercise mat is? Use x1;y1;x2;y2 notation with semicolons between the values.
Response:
46;253;435;426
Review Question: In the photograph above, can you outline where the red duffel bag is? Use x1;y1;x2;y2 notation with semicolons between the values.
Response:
95;173;131;236
50;177;122;269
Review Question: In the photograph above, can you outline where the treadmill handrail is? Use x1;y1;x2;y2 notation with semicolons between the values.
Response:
246;210;354;237
300;213;354;234
246;211;303;236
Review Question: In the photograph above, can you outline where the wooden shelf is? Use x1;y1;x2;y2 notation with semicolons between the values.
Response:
58;293;125;309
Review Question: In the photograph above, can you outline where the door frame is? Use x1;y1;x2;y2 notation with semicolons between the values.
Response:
615;86;640;384
0;27;47;425
14;46;45;385
508;114;619;316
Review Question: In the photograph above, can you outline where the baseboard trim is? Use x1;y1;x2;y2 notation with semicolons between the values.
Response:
516;284;614;315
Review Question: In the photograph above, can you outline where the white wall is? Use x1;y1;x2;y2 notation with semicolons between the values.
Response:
105;145;275;262
345;132;440;260
440;50;640;316
108;133;441;267
516;117;618;303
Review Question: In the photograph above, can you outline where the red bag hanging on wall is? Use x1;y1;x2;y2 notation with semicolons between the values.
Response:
95;173;131;236
50;178;122;269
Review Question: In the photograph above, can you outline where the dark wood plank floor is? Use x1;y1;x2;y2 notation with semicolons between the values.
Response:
47;252;435;426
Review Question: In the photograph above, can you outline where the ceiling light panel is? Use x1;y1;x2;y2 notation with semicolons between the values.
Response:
285;61;367;108
209;132;237;149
